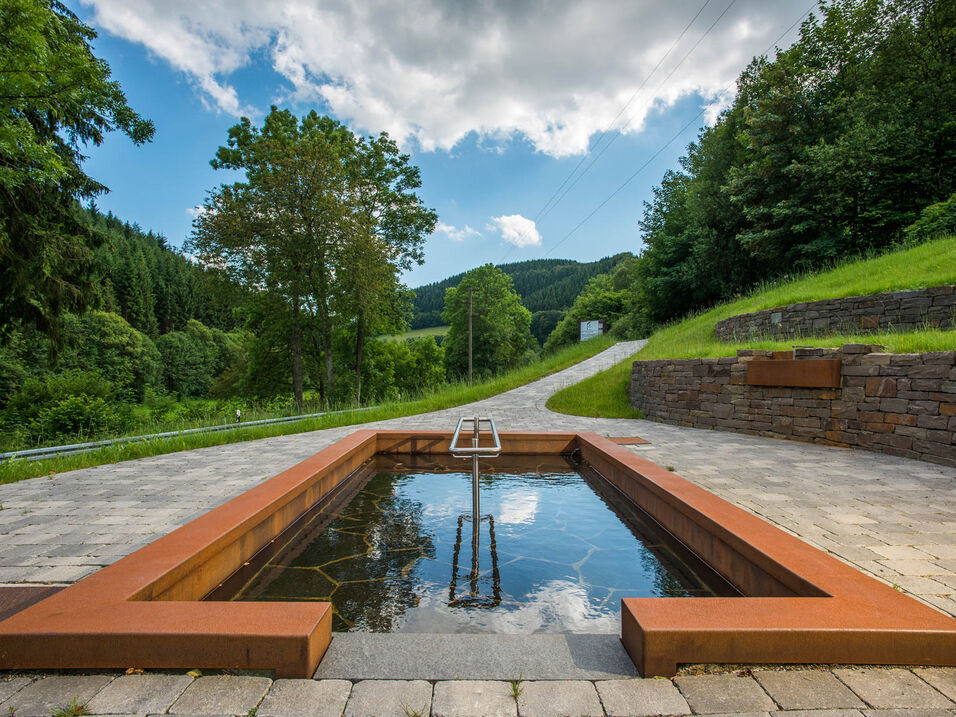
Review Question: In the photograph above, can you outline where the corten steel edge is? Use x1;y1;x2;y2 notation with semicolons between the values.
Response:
0;430;953;679
576;434;956;676
0;430;577;678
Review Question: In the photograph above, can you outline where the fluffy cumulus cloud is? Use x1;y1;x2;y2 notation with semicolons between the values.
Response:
80;0;810;156
489;214;541;248
435;221;482;241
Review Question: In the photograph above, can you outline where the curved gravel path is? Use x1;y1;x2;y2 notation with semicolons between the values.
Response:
0;338;953;620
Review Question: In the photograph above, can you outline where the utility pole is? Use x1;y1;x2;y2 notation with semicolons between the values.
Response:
468;287;473;384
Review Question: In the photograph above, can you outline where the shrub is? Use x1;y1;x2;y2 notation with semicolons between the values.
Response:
903;193;956;244
37;395;116;439
57;312;162;401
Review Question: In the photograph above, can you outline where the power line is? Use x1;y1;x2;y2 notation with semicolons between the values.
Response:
541;2;816;259
537;0;739;227
498;0;714;265
533;0;714;224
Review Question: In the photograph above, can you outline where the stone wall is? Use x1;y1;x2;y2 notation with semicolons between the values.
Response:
629;345;956;467
713;286;956;342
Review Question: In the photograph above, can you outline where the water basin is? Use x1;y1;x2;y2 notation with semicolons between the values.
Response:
210;454;735;632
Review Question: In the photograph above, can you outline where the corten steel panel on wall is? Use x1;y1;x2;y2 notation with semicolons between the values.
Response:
0;430;953;678
746;359;843;388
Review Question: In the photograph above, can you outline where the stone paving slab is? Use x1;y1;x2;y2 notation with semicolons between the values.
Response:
431;680;517;717
85;673;193;714
770;711;863;717
861;710;956;717
313;634;638;680
0;675;30;704
753;669;865;710
517;680;603;717
167;675;271;715
914;668;956;702
0;674;114;716
595;677;690;716
673;674;777;714
257;678;351;717
344;679;431;717
0;669;954;716
833;668;955;710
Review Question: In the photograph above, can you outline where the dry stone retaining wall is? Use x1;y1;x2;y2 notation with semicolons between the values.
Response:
713;286;956;342
629;345;956;467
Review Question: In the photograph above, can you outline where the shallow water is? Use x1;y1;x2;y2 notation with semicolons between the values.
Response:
226;455;734;632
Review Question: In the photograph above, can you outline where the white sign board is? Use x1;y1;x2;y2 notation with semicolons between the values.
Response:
579;319;604;341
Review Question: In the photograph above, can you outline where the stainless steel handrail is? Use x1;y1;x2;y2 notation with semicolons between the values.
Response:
449;416;501;457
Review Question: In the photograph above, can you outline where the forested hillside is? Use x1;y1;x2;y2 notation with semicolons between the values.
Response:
411;253;632;330
88;207;244;335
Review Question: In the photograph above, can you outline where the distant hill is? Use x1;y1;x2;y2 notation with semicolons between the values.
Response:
410;253;633;330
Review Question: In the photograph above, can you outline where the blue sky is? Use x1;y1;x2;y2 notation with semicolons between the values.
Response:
71;0;811;287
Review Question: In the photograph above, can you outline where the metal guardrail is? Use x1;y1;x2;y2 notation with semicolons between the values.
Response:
0;405;379;463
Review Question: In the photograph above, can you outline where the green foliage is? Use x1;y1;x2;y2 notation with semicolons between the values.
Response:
56;312;161;401
0;0;153;341
155;320;242;397
2;369;120;444
402;337;446;394
85;207;245;336
412;254;631;329
903;193;956;244
624;0;956;333
543;258;639;353
189;106;435;409
0;335;616;484
442;265;537;379
548;237;956;418
156;331;211;397
38;394;116;439
530;310;564;346
51;697;90;717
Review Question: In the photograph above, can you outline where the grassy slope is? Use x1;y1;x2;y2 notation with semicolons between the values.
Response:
547;237;956;418
0;335;616;485
382;325;450;342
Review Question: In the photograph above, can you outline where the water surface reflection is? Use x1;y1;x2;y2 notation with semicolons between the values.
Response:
229;455;735;632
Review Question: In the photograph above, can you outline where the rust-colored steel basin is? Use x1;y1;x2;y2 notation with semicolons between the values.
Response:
0;430;952;677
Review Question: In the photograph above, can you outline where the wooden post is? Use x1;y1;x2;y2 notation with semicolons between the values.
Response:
468;287;473;384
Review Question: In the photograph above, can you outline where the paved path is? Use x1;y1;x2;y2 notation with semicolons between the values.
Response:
1;665;955;716
1;339;954;715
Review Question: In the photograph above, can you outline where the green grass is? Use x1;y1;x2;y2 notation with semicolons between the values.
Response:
547;237;956;418
381;325;449;342
0;334;616;485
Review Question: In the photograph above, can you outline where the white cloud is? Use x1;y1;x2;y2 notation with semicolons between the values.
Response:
185;205;207;219
80;0;809;156
489;214;541;248
436;221;482;241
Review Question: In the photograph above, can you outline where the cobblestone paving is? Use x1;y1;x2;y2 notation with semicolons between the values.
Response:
1;339;954;715
1;667;955;715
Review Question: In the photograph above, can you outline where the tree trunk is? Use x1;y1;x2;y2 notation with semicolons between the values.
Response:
319;306;335;393
354;313;364;406
309;331;327;405
291;300;304;412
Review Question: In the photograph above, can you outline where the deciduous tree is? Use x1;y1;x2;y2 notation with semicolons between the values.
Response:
442;265;535;379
